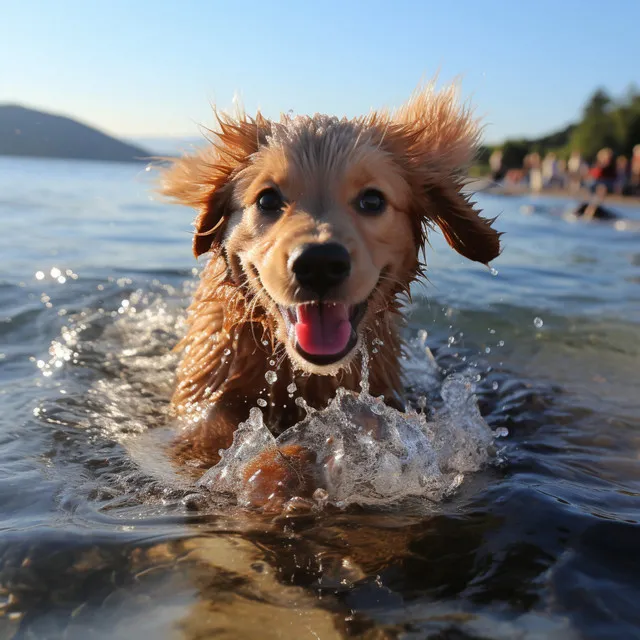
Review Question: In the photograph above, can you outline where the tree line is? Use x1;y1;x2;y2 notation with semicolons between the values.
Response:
476;86;640;172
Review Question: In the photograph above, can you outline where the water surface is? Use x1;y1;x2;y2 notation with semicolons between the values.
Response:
1;157;640;639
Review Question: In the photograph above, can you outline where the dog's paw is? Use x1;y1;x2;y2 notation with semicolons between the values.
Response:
241;444;318;512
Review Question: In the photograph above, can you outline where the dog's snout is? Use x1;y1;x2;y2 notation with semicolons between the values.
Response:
290;242;351;296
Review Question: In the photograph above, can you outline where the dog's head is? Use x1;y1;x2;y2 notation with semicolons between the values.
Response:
162;84;501;375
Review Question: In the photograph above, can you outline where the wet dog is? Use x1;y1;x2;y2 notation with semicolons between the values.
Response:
161;84;501;506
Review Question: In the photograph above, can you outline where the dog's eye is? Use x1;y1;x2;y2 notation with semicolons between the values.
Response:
355;189;386;215
256;188;284;214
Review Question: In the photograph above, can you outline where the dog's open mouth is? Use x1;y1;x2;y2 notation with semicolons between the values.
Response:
279;302;367;366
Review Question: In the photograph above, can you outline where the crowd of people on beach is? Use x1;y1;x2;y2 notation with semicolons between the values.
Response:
490;145;640;197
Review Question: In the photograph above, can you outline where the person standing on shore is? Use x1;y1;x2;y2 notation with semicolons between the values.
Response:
589;148;617;194
615;156;629;195
568;149;587;193
528;152;543;192
489;149;504;182
630;145;640;195
542;152;561;188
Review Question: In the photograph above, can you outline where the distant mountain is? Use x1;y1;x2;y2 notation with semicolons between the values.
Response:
0;104;152;163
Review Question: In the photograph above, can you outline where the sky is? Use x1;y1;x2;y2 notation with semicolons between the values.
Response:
2;0;639;144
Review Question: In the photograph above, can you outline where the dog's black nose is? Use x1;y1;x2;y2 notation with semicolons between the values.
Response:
290;242;351;296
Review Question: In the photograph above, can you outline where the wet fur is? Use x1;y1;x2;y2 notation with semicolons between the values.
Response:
162;83;501;471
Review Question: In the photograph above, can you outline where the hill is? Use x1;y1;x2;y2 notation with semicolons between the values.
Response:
0;104;151;163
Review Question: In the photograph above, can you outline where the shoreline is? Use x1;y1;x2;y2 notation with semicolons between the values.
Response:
469;179;640;209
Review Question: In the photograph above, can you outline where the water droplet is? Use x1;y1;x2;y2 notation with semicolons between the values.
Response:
257;398;267;407
223;348;231;356
493;427;509;438
262;339;269;346
359;346;370;394
313;488;329;506
50;267;61;278
485;347;491;354
371;402;385;415
265;371;277;384
286;383;297;394
492;381;499;391
490;267;499;276
35;271;45;280
533;317;544;329
498;340;505;347
269;359;275;366
488;328;496;334
372;347;378;353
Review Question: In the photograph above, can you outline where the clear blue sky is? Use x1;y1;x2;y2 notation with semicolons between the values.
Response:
3;0;639;143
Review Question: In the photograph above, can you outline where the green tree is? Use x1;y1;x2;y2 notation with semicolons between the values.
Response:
470;84;640;175
569;89;618;159
500;139;530;170
612;86;640;156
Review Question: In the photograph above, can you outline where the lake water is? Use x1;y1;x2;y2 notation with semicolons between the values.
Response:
1;156;640;639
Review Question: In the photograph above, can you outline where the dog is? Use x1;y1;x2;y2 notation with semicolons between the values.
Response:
161;83;501;507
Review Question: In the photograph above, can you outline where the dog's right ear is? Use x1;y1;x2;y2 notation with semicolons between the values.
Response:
160;112;270;257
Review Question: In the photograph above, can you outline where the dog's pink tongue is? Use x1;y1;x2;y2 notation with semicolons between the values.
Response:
295;304;351;356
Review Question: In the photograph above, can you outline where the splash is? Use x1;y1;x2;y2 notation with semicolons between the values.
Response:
36;276;497;511
198;343;495;509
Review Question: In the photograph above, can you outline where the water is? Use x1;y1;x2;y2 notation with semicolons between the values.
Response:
199;371;493;510
1;157;640;638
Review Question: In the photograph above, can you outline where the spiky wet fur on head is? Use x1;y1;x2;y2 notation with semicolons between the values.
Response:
161;83;501;460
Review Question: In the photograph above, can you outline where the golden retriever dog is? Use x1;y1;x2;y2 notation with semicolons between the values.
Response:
162;83;501;507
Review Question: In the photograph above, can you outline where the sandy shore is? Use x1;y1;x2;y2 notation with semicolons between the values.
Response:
468;179;640;208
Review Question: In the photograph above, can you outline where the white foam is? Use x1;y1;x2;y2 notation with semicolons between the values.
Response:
198;368;495;509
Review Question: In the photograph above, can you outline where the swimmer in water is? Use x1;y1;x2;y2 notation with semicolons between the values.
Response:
571;184;619;221
571;201;619;221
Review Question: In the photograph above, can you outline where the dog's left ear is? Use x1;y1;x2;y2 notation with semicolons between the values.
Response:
160;112;270;258
424;183;501;265
390;83;502;265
